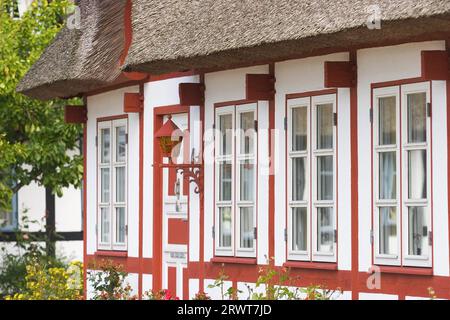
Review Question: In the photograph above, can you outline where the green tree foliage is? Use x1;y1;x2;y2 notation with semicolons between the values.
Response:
0;0;83;211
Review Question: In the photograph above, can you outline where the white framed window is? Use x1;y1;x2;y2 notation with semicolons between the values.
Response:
373;82;431;267
97;118;128;251
214;103;257;258
287;94;337;263
0;193;18;232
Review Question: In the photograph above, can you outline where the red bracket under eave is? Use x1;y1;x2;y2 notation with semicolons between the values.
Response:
421;50;449;81
246;74;276;100
179;83;205;106
324;61;357;88
124;92;144;113
64;105;87;124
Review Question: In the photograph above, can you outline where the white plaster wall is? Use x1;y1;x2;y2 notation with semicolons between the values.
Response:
357;40;448;274
274;52;351;268
359;292;398;300
204;279;232;300
1;182;83;261
142;75;199;261
142;274;153;294
188;279;199;299
204;65;270;262
86;86;140;256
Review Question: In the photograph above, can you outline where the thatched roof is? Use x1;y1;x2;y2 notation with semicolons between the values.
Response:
18;0;450;100
124;0;450;74
17;0;127;100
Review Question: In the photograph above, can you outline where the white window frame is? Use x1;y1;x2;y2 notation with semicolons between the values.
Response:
287;97;311;261
373;86;401;266
214;103;257;258
373;82;432;267
97;118;128;251
287;94;337;263
401;82;432;267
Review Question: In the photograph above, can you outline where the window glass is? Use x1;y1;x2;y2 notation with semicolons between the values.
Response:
240;207;254;249
101;128;110;163
379;207;397;255
240;161;254;201
101;168;110;203
408;207;428;256
379;152;396;200
317;207;333;253
219;114;232;156
292;207;307;251
101;207;110;243
219;162;232;201
408;150;426;200
292;107;307;151
407;93;427;144
116;207;126;244
316;104;333;149
317;156;333;201
292;157;306;201
116;167;125;203
219;207;232;248
378;96;396;145
116;126;126;162
240;112;254;154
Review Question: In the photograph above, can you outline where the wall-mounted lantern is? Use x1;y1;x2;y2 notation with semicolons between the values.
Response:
155;116;203;194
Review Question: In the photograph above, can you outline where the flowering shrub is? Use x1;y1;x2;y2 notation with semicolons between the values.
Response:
207;265;240;300
192;291;211;300
144;289;179;300
5;259;83;300
88;260;137;300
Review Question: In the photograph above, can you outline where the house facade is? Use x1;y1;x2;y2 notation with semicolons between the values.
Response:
17;0;450;299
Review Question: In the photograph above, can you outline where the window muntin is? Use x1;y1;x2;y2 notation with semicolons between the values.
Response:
98;119;127;251
287;94;336;262
373;83;431;267
215;103;257;258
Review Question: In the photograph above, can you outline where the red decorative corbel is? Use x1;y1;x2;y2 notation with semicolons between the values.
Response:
421;50;449;81
124;92;144;113
179;83;205;106
324;61;356;88
64;105;87;124
246;74;276;100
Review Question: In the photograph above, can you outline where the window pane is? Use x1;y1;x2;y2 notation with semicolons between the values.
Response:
219;114;232;156
292;207;307;251
115;207;126;244
379;207;397;255
408;207;428;256
407;93;427;143
101;168;110;203
408;150;426;199
240;161;254;201
379;151;396;200
317;207;333;253
317;156;333;201
116;167;125;203
240;207;254;249
101;207;110;243
292;157;306;201
101;128;110;163
219;207;232;248
378;96;396;145
116;126;126;162
292;107;307;151
240;112;254;154
219;162;232;201
0;210;12;229
316;104;333;149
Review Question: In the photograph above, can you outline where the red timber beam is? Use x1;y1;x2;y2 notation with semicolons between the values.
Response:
349;51;359;299
446;40;450;283
64;105;87;124
324;61;357;88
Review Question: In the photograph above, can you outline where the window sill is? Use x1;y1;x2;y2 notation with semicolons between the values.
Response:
95;251;128;258
283;261;338;271
377;265;433;276
210;257;257;265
